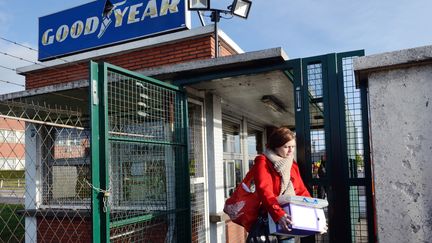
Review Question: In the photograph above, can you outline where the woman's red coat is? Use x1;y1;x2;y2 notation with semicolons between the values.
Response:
253;154;311;223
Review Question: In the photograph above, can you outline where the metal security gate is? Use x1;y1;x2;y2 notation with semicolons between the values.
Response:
294;51;376;243
90;62;191;243
171;51;375;243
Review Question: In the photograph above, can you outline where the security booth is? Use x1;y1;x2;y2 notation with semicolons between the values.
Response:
1;43;375;243
0;1;375;242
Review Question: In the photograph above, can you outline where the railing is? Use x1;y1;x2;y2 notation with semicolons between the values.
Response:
0;179;25;189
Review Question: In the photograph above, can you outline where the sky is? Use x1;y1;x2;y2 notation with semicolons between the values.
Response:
1;0;432;95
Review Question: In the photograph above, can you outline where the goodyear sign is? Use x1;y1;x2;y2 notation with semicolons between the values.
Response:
38;0;190;60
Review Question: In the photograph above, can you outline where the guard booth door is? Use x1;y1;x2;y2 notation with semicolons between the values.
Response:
89;62;191;243
294;51;376;243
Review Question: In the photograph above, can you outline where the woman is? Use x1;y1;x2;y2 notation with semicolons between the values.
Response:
247;127;310;243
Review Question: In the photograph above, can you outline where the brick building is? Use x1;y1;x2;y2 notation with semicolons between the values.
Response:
0;118;25;170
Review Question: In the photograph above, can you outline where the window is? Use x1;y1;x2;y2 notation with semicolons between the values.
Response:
16;131;25;144
224;160;235;197
222;118;243;197
222;118;265;198
247;128;263;169
42;128;91;206
0;158;24;170
0;129;17;143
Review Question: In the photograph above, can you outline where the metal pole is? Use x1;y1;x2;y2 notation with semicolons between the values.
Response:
197;11;206;26
211;10;220;58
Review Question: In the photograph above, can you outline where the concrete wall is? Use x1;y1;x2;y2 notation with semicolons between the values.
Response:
355;46;432;243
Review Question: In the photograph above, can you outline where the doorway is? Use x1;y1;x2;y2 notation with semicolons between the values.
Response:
183;50;374;243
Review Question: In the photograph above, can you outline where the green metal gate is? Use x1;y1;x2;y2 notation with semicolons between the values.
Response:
89;62;191;243
294;51;376;243
173;51;375;243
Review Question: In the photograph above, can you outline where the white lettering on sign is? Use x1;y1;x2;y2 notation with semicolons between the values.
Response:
56;25;69;42
128;3;144;24
42;29;54;45
41;0;181;46
142;0;158;20
114;7;129;27
160;0;180;16
84;17;99;35
70;20;84;39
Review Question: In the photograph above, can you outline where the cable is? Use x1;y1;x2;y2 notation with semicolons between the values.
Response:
0;49;86;79
0;35;70;65
0;36;37;52
0;64;16;72
0;51;41;66
0;37;90;102
0;79;24;87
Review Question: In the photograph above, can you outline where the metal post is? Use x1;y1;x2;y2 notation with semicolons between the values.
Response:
211;10;220;58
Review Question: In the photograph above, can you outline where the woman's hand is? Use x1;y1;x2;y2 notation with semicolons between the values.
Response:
320;223;328;234
277;214;292;232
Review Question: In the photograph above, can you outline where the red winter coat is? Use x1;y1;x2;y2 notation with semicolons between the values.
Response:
253;154;311;223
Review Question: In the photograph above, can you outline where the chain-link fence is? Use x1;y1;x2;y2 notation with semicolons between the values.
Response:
1;61;204;242
0;100;91;243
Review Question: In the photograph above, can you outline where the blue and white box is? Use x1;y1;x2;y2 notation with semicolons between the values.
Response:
268;195;328;237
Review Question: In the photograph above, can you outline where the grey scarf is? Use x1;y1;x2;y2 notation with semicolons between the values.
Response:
264;149;295;196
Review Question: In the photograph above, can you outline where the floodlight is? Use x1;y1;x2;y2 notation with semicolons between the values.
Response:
261;95;287;113
187;0;253;57
188;0;210;10
231;0;252;19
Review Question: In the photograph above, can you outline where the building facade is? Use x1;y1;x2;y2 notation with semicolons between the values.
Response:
0;2;376;243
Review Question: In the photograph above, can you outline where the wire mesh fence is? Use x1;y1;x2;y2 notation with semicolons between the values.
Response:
307;63;330;243
188;101;208;243
342;56;369;243
0;100;91;243
0;63;204;242
105;68;190;242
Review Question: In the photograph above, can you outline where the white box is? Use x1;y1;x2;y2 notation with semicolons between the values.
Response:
268;196;328;237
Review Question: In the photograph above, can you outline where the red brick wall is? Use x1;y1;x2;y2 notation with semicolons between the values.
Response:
26;35;238;89
36;216;171;243
226;221;248;243
37;216;92;243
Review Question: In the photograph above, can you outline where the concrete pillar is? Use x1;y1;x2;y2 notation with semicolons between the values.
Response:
205;93;226;243
355;46;432;242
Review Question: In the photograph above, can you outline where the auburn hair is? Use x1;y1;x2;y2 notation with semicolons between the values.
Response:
267;127;295;150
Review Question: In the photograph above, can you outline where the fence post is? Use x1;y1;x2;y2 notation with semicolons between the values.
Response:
25;123;40;243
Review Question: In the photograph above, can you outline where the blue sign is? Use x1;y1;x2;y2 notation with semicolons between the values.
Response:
38;0;190;60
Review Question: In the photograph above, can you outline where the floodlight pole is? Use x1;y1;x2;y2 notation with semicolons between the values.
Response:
210;10;222;58
189;0;252;58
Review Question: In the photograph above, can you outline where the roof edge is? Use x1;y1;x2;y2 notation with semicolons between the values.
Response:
354;45;432;73
138;47;288;77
